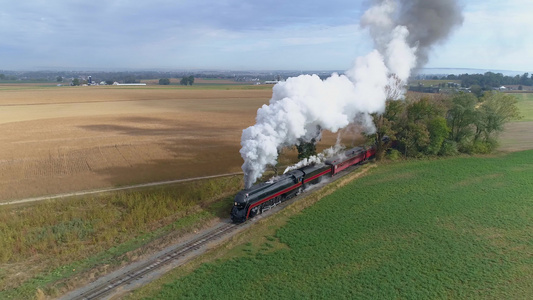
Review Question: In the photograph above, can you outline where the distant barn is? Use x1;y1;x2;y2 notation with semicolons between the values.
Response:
113;82;147;86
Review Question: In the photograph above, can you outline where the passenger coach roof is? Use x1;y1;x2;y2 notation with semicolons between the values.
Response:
325;146;364;165
344;146;363;156
299;163;327;173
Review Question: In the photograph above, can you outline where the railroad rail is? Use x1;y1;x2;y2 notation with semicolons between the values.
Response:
61;162;367;300
63;222;239;300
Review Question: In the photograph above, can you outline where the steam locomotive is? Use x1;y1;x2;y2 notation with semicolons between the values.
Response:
231;139;386;223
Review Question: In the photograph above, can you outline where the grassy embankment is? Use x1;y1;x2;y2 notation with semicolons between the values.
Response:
0;175;243;299
130;151;533;299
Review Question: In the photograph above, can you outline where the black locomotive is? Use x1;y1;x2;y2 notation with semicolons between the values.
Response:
231;141;382;223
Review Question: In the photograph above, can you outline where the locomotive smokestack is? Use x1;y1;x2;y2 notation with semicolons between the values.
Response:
240;0;463;188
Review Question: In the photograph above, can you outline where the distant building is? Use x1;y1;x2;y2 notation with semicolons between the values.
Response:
113;83;147;86
264;80;279;84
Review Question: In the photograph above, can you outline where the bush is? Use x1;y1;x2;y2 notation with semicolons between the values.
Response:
439;140;458;156
159;78;170;85
471;140;498;154
386;149;401;161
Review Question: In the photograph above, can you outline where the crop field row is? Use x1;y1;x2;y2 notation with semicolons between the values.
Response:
133;150;533;299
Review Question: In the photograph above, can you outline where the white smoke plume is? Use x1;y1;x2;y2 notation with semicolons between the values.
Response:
283;154;326;174
240;0;462;188
282;141;347;174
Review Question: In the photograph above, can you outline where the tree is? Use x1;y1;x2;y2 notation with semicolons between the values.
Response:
473;92;521;143
0;74;5;80
124;76;138;84
446;92;477;144
470;84;483;98
426;117;450;155
393;97;449;156
296;126;321;160
180;76;195;86
71;78;80;86
368;100;404;160
296;140;317;160
56;76;63;82
159;78;170;85
520;73;530;86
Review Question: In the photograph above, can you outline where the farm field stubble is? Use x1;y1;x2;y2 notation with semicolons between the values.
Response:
0;85;270;201
0;84;360;202
499;92;533;151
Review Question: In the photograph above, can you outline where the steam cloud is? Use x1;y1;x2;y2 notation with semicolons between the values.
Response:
240;0;463;188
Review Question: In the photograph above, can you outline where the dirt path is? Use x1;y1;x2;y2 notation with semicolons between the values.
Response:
0;172;243;206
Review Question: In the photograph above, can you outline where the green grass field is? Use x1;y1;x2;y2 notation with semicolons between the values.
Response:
136;151;533;299
513;93;533;121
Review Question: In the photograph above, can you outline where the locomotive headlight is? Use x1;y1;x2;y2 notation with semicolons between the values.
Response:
234;202;238;206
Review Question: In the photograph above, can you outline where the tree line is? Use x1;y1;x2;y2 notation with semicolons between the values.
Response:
0;73;21;80
445;72;533;89
158;76;195;85
370;91;521;160
294;91;520;162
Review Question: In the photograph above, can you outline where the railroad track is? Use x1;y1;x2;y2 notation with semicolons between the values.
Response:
64;222;239;300
62;163;368;300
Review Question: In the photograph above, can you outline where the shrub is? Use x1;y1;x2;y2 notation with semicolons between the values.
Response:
471;139;498;154
386;149;401;161
439;140;458;156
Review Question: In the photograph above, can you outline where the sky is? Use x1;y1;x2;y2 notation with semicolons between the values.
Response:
0;0;531;72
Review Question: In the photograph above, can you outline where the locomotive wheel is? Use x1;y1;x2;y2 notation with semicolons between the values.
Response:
249;206;259;218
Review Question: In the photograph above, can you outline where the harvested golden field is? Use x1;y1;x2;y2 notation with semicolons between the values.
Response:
499;121;533;152
0;85;357;202
0;86;271;201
